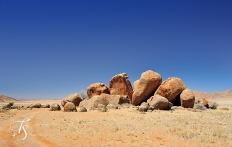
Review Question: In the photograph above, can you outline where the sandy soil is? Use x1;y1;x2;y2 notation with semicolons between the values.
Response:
0;100;232;147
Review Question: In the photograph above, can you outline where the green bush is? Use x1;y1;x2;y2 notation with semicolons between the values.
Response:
5;102;14;108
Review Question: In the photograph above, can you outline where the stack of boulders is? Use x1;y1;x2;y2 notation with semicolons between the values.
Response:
61;70;205;112
60;93;83;112
132;70;195;111
194;98;218;110
77;73;133;112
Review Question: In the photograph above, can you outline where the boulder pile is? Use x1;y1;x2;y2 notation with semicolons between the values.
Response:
60;70;217;112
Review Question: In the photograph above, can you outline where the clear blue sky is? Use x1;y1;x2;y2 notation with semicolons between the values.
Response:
0;0;231;99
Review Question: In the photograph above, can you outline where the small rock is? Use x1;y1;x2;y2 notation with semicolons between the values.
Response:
98;104;107;112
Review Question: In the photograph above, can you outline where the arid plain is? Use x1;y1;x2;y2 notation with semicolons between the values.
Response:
0;98;232;147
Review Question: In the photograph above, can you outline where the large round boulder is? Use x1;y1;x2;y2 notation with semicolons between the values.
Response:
180;89;195;108
109;73;133;103
61;93;82;107
87;83;110;99
63;102;77;112
155;77;186;103
49;103;61;111
147;94;173;110
132;70;162;106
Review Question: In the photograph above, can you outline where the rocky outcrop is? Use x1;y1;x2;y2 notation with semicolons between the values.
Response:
196;98;209;108
61;93;82;107
87;83;110;99
109;73;133;103
155;77;186;104
29;103;41;108
147;94;173;110
79;93;129;110
180;89;195;108
106;104;119;109
132;70;162;106
41;104;50;108
63;102;77;112
100;93;129;105
49;103;61;111
79;95;109;110
98;104;107;112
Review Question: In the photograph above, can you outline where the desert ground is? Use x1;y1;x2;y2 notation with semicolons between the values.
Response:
0;100;232;147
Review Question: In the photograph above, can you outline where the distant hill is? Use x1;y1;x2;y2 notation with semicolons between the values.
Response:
192;89;232;100
0;94;18;102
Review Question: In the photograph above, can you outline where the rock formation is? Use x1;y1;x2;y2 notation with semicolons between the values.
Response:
180;89;195;108
155;77;186;104
63;102;77;112
49;103;61;111
61;93;82;107
147;94;173;110
132;70;162;106
109;73;133;103
87;83;110;99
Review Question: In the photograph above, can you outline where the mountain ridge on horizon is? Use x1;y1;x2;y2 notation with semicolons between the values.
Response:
0;94;18;102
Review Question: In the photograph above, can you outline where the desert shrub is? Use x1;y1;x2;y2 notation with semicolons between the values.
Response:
5;102;14;109
80;90;89;99
208;101;218;109
193;104;207;110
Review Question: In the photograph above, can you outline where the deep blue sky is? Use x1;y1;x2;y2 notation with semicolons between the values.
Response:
0;0;231;99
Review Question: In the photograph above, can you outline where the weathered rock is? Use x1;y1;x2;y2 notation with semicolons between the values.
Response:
139;106;148;112
109;73;133;103
79;100;89;109
132;70;162;106
79;107;87;112
98;104;107;112
208;101;218;109
63;102;77;112
171;106;184;110
87;83;110;99
10;106;19;109
155;77;186;104
138;102;149;112
61;93;83;107
180;89;195;108
61;100;66;107
140;102;149;107
49;103;61;111
193;104;207;110
196;98;209;108
100;93;129;105
79;95;109;110
29;103;41;108
42;104;50;108
147;94;173;110
106;104;119;109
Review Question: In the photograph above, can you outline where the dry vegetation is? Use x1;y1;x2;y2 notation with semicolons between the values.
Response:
0;102;232;147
